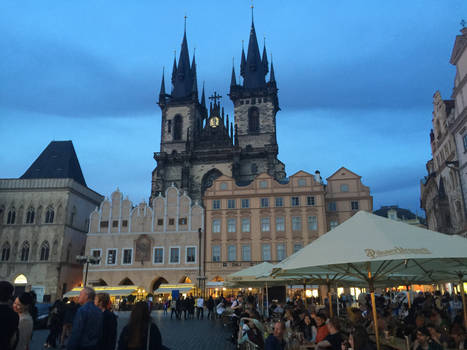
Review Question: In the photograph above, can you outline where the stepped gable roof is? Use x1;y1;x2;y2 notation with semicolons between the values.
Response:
20;140;86;187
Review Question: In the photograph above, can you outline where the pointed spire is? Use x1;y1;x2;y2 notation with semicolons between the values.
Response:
240;41;246;78
201;82;206;109
262;38;269;75
243;10;266;88
230;59;237;87
172;20;194;99
191;50;198;97
171;52;177;85
159;68;166;105
269;55;276;83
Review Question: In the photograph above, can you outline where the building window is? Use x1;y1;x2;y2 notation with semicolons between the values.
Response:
330;221;339;229
220;182;228;190
228;245;236;261
276;244;286;261
169;247;180;264
306;196;315;206
40;241;50;261
463;134;467;151
351;201;359;210
292;216;302;231
26;207;35;224
241;218;251;233
227;199;236;209
173;114;183;140
227;218;236;233
298;178;306;187
45;207;55;223
167;119;172;133
7;208;16;224
291;197;300;207
242;245;251;261
328;202;337;211
122;249;133;265
212;219;221;233
107;249;117;265
261;217;270;232
168;218;175;225
275;197;283;207
153;247;164;264
261;244;271;261
212;245;221;262
157;219;163;226
260;198;269;208
241;199;250;208
1;242;10;261
293;244;302;253
109;220;117;228
276;217;285;231
340;184;349;192
259;180;268;188
308;216;318;231
90;249;101;265
213;200;221;210
122;220;128;227
179;218;187;225
186;247;196;263
248;107;260;133
20;241;29;262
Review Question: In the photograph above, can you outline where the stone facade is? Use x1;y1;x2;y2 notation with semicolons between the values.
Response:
203;169;372;285
0;178;102;301
421;28;467;236
151;20;285;204
85;186;204;292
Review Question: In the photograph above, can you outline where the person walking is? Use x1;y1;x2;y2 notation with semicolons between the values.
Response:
0;281;19;350
45;301;62;348
196;295;204;320
117;301;166;350
60;299;78;348
206;295;215;320
13;292;34;350
95;293;117;350
67;286;103;350
170;298;177;319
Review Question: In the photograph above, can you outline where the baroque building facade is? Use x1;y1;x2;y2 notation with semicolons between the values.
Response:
203;168;372;286
84;186;204;293
0;141;103;301
421;27;467;236
151;18;285;204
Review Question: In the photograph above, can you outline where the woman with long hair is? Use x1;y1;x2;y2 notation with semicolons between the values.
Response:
95;292;118;350
117;301;165;350
13;292;34;350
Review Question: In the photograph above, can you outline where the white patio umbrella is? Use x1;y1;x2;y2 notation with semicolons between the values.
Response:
272;211;467;350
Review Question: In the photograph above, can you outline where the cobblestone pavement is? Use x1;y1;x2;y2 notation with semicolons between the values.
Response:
30;310;236;350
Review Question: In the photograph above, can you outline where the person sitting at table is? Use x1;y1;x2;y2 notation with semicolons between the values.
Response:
283;309;295;330
342;326;374;350
314;313;329;344
449;324;466;350
265;321;287;350
413;327;443;350
300;314;317;342
317;317;342;350
239;317;265;349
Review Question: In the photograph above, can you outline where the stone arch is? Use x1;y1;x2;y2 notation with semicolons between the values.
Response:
119;277;134;286
173;114;183;141
248;106;260;133
179;276;192;283
14;274;28;284
26;206;35;224
1;241;10;261
151;277;169;291
45;206;55;223
20;241;30;261
201;168;223;194
40;241;50;261
7;206;16;224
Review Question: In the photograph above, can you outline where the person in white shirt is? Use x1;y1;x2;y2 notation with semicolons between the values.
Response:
196;295;204;320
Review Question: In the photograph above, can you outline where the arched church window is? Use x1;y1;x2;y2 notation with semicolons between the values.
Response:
26;207;35;224
173;115;183;141
45;207;54;223
7;208;16;224
40;241;50;261
1;242;10;261
20;241;30;261
248;107;260;133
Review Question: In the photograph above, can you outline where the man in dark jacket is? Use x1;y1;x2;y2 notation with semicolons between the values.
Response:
0;281;19;350
67;287;103;350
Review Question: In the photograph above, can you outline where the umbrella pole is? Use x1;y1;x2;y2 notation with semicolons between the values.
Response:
459;275;467;329
406;285;411;309
327;282;333;318
266;282;269;318
368;268;380;350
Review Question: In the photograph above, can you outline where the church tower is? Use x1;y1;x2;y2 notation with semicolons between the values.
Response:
229;13;285;183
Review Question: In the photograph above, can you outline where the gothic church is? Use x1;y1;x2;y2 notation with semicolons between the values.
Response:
151;17;286;202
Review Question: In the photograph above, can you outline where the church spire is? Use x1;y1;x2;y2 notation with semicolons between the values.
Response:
171;53;177;86
243;11;266;88
191;50;198;98
201;81;206;109
269;55;276;83
159;68;166;106
240;41;246;78
230;60;237;87
171;20;194;99
262;39;269;75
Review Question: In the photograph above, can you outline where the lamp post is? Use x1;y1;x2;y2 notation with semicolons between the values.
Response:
76;255;100;287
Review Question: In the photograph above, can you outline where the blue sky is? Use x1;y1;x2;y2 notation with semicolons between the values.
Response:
1;0;466;215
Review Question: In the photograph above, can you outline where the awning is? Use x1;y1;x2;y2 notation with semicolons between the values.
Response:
63;285;140;298
206;281;224;287
153;283;194;294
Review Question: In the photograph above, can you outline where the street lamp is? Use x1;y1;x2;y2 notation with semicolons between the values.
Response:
76;255;100;287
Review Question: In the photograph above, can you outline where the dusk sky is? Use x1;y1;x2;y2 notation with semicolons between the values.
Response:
1;1;466;216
